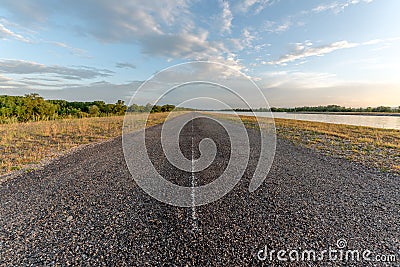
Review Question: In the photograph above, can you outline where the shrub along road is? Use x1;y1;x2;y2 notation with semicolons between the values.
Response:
0;113;399;265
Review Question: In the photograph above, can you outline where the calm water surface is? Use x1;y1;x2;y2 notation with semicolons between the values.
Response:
215;111;400;130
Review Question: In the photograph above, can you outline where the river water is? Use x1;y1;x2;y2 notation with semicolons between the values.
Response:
214;111;400;130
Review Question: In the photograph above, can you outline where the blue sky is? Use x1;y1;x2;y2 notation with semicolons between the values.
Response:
0;0;399;107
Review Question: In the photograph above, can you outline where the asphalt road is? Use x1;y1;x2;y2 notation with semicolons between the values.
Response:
1;113;399;266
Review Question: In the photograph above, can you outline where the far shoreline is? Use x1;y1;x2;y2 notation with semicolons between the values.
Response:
217;110;400;117
284;111;400;117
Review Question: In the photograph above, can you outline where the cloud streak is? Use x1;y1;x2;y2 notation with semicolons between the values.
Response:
0;23;30;43
311;0;374;14
0;59;113;80
235;0;275;14
269;37;400;65
115;62;136;69
47;41;88;57
268;40;358;65
219;0;233;34
263;20;293;33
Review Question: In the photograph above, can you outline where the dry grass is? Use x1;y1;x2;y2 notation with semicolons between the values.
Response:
208;113;400;175
272;118;400;174
0;112;183;176
2;111;398;176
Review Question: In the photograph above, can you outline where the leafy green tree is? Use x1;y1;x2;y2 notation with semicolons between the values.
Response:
88;105;100;116
0;93;185;123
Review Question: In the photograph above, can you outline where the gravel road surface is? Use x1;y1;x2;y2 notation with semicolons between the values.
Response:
1;113;399;266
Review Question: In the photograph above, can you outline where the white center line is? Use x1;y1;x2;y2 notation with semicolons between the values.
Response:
190;115;198;232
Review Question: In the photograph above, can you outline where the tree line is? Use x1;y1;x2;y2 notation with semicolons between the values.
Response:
0;94;187;123
231;104;400;113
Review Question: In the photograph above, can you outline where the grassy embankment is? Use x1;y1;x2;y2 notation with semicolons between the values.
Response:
0;112;184;176
211;113;400;175
1;111;399;176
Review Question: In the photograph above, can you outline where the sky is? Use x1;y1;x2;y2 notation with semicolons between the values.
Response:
0;0;399;108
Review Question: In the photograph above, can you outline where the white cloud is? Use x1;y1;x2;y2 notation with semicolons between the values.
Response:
224;29;257;52
18;79;81;88
47;41;88;57
263;19;292;33
0;74;29;89
0;23;30;43
1;17;91;58
268;37;400;65
0;59;113;80
0;1;237;62
311;0;375;14
219;0;233;34
268;40;359;65
115;62;136;69
0;1;257;67
139;30;228;60
242;28;255;47
226;38;244;51
0;74;12;83
235;0;275;14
